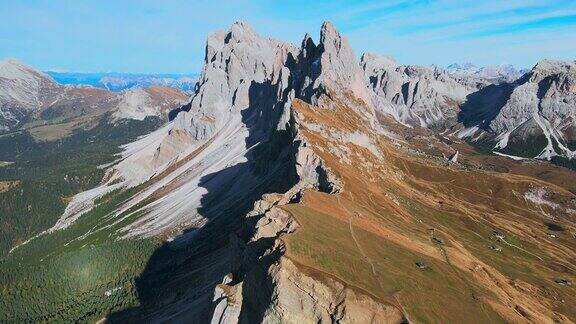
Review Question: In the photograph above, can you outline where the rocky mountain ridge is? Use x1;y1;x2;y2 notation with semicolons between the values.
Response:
457;59;576;160
0;59;188;135
34;21;575;323
46;71;198;92
41;21;393;322
362;52;483;129
360;53;576;161
2;21;575;323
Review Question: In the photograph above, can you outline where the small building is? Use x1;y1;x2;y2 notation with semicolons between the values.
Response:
555;279;572;286
415;261;429;269
493;231;505;240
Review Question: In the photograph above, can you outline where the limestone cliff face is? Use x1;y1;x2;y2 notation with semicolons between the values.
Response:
43;20;576;323
301;22;372;106
459;60;576;159
0;59;62;131
361;52;481;129
172;22;298;140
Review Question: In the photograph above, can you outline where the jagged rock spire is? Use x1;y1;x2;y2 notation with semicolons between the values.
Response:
293;21;372;105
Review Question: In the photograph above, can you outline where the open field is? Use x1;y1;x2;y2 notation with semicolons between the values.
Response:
27;113;103;141
284;201;505;323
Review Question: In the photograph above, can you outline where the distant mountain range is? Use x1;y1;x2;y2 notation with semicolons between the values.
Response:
45;71;198;92
0;59;189;134
444;62;529;83
44;64;524;93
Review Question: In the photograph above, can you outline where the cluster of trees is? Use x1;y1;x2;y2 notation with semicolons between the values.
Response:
497;134;548;158
0;117;166;321
0;116;162;256
0;114;167;320
0;162;104;255
0;239;155;322
551;156;576;171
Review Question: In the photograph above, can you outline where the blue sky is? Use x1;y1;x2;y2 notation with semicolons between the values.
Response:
0;0;575;73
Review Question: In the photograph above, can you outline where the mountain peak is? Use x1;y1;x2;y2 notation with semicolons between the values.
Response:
308;21;371;104
531;59;576;75
0;58;45;80
361;52;398;68
445;62;526;83
319;21;343;53
229;20;258;38
301;32;314;46
446;62;476;70
320;21;338;39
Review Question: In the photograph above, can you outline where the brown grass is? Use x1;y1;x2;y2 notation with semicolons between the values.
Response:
281;98;576;323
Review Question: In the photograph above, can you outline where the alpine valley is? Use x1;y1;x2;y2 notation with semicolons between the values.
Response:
1;22;575;323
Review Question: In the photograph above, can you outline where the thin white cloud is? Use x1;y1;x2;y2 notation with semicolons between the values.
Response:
0;0;574;72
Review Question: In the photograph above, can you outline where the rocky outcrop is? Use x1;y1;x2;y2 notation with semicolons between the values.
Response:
295;22;372;106
362;53;481;129
459;59;576;159
0;59;60;131
260;258;404;324
210;189;403;324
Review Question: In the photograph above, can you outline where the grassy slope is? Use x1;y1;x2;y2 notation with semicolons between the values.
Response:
283;202;504;324
281;99;576;323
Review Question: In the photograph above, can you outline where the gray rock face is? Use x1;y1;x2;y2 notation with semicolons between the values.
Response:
171;21;298;142
155;20;372;170
0;59;61;131
362;53;481;129
460;60;576;159
298;22;372;105
363;54;576;160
